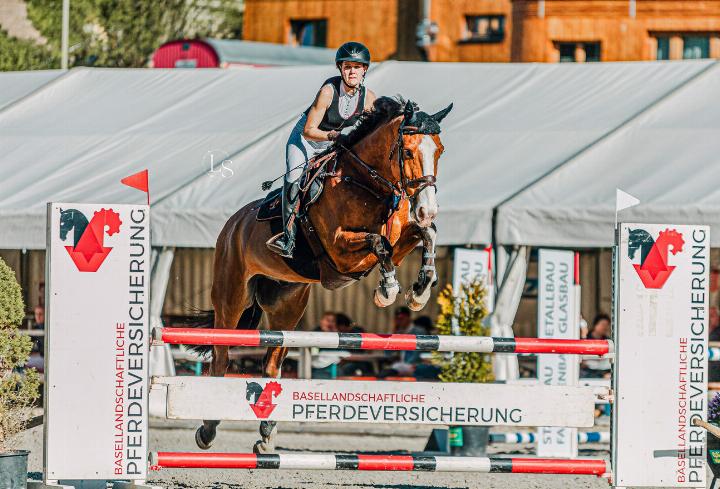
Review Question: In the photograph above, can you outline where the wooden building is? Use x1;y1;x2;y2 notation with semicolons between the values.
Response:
243;0;720;62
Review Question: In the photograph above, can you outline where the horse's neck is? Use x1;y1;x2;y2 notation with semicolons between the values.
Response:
351;119;400;181
73;215;89;244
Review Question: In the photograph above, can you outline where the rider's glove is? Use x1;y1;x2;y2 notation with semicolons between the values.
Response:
327;131;340;141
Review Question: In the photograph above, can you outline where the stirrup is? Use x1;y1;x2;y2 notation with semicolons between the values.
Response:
266;233;295;258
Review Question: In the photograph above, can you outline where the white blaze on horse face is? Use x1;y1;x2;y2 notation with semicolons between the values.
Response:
415;135;438;227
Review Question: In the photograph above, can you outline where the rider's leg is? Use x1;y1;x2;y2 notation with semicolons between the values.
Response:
266;130;307;258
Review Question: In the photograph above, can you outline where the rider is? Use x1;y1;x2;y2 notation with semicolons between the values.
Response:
267;41;377;258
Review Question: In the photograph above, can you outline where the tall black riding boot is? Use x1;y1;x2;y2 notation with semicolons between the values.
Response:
266;180;300;259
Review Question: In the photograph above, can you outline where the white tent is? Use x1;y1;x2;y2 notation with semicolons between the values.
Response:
0;65;334;248
496;60;720;246
0;60;716;249
0;69;63;110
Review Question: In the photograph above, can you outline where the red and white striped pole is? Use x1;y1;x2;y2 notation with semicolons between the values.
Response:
153;327;613;356
151;452;609;476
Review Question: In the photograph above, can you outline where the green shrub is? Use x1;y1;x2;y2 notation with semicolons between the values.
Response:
0;257;40;451
432;279;494;383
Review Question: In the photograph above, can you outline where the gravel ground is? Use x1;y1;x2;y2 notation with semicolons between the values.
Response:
19;418;615;489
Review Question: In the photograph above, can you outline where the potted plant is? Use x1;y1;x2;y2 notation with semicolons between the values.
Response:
0;257;40;489
431;279;493;456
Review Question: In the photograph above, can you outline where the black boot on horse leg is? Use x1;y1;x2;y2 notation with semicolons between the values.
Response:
406;224;438;311
367;234;400;307
267;180;301;258
195;344;230;449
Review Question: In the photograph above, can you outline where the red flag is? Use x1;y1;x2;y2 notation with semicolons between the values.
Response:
121;169;150;205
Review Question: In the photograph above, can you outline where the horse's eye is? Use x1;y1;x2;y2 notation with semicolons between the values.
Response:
403;149;413;159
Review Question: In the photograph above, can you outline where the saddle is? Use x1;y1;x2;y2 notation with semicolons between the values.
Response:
255;150;370;289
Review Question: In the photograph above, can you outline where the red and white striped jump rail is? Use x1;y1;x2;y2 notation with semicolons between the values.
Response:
153;327;613;356
150;452;609;476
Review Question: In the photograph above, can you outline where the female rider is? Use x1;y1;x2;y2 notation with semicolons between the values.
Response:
267;41;377;258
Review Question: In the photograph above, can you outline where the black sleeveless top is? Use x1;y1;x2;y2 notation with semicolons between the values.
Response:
304;76;366;132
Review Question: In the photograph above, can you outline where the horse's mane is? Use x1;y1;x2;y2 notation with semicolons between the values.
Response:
339;96;414;148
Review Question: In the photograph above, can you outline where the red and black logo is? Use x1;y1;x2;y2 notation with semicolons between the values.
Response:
246;381;282;419
59;208;122;272
627;228;684;289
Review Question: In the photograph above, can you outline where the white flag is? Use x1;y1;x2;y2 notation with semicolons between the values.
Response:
616;188;640;212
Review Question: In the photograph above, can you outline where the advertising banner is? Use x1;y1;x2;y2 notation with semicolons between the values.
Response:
452;247;494;311
45;203;150;480
159;376;599;428
614;224;708;488
536;249;579;457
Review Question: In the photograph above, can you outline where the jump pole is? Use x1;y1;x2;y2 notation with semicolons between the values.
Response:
150;452;609;475
153;328;613;356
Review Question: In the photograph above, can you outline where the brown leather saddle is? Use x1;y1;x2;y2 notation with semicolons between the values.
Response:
255;151;370;289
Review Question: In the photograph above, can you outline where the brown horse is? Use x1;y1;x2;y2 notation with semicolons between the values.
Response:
192;97;452;452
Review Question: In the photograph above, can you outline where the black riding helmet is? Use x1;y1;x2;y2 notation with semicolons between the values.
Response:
335;41;371;68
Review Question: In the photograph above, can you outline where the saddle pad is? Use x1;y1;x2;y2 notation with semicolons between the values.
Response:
256;188;282;221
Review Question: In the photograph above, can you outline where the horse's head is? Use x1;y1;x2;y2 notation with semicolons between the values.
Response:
397;100;452;228
59;208;74;241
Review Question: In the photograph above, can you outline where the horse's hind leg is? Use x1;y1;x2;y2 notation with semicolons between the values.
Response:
195;278;257;450
253;280;311;454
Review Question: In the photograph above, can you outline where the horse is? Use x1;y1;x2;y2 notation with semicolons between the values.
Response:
189;96;452;453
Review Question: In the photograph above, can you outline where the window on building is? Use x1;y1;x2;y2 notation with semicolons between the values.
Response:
683;36;709;59
462;15;505;43
557;42;601;62
584;43;601;62
558;43;576;62
656;36;670;60
289;19;327;48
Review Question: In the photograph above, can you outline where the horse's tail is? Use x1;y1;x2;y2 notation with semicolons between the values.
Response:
176;301;264;358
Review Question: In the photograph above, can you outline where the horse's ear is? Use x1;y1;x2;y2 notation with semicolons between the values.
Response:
431;103;453;124
403;100;414;123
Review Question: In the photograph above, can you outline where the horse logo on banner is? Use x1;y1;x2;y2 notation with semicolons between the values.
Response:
59;208;122;272
246;381;282;419
627;228;685;289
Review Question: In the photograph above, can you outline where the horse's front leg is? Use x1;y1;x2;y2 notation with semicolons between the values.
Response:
366;233;400;307
333;230;401;307
405;224;438;311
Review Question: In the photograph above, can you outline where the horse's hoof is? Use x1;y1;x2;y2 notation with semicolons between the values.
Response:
406;286;431;311
374;286;398;307
253;439;275;454
195;426;213;450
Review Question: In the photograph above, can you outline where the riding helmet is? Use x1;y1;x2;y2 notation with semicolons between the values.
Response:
335;41;371;67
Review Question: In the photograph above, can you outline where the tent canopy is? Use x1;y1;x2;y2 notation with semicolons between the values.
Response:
203;39;336;66
497;61;720;247
0;69;64;110
0;60;717;249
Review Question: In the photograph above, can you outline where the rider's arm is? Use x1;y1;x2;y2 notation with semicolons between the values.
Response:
303;85;336;142
364;89;377;111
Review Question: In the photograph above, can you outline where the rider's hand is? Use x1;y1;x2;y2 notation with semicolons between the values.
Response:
326;130;340;141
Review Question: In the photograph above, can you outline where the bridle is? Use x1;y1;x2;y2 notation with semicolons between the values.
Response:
337;120;437;221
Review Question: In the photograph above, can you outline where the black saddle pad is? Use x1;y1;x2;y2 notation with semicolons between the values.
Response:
257;188;282;221
255;188;320;280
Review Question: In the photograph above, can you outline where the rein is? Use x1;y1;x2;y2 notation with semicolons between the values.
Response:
337;123;438;220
